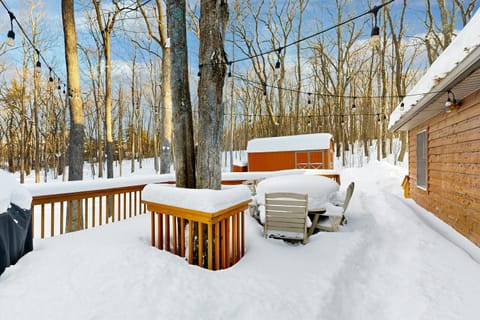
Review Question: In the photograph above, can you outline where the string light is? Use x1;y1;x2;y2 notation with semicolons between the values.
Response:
232;73;451;102
35;49;42;77
369;5;381;48
227;61;232;78
197;64;202;77
49;67;54;83
200;1;395;71
275;47;283;69
6;10;15;46
0;0;65;89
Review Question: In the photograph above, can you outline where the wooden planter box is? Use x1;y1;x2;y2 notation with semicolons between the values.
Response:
142;185;251;270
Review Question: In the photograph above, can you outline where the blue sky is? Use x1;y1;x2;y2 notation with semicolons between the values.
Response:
1;0;479;91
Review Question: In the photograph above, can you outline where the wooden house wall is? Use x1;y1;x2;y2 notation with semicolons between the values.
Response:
408;89;480;246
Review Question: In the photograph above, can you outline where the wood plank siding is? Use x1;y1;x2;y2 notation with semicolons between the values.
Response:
408;89;480;246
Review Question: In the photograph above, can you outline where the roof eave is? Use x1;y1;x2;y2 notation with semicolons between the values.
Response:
390;44;480;132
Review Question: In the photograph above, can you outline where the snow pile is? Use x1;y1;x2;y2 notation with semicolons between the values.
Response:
142;184;252;213
0;170;32;213
255;174;339;209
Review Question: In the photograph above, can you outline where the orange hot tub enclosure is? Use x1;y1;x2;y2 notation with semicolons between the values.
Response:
246;133;334;171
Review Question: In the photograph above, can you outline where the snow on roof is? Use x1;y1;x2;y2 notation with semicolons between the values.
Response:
389;8;480;130
247;133;333;153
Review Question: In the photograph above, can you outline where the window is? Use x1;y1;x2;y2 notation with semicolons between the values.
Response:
416;130;427;189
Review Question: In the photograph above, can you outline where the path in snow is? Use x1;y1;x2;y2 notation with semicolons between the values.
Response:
319;166;480;320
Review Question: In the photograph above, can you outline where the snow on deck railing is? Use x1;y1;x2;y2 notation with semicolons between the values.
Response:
27;170;339;240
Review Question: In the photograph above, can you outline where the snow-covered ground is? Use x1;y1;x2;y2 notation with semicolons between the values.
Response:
1;160;479;320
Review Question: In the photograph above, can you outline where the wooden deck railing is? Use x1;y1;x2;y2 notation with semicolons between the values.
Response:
144;200;250;270
30;185;148;239
28;170;340;240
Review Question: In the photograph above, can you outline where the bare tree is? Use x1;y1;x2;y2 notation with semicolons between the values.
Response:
424;0;477;64
137;0;172;174
62;0;85;231
196;0;229;190
167;0;196;188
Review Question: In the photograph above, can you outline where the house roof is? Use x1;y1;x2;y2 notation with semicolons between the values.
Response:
389;8;480;132
246;133;333;153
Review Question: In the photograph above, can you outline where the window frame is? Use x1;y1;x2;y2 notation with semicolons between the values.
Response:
416;129;428;190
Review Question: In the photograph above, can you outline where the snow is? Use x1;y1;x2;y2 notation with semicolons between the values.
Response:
1;160;480;320
247;133;332;153
142;184;251;213
0;170;32;213
389;8;480;128
255;174;340;208
253;174;341;225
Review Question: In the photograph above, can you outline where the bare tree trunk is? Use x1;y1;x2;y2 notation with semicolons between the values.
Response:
62;0;84;231
167;0;195;188
196;0;228;190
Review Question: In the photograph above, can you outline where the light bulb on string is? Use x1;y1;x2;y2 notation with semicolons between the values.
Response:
48;68;54;83
227;61;232;78
197;64;202;77
369;5;381;48
275;47;283;69
35;50;42;77
6;11;15;47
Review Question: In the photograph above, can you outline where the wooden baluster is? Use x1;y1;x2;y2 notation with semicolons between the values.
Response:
198;222;203;267
221;219;227;269
91;197;96;228
215;222;220;270
129;192;133;217
207;223;213;270
123;193;127;220
226;217;230;268
67;200;72;233
232;214;238;263
76;199;81;231
180;218;185;257
158;213;163;249
99;196;103;226
165;215;170;252
151;212;155;247
41;204;45;239
60;201;64;235
188;220;194;264
117;193;121;221
84;198;88;230
134;191;138;216
241;211;245;257
172;217;177;255
50;202;55;237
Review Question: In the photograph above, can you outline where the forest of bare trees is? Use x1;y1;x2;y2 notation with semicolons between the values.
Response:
0;0;477;182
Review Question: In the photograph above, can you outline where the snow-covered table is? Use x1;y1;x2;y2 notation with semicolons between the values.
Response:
255;173;339;207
